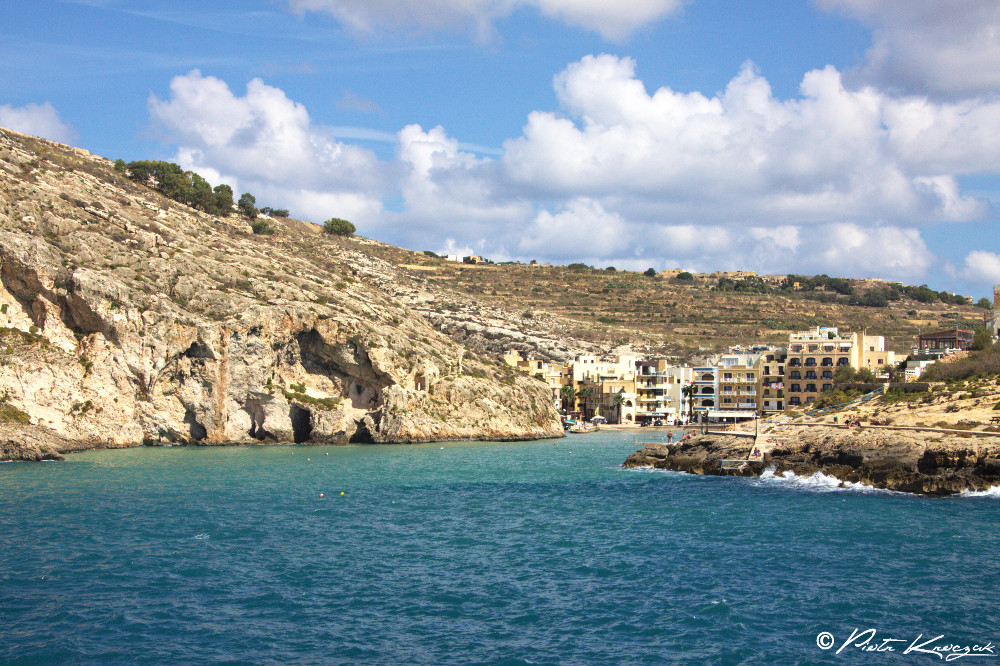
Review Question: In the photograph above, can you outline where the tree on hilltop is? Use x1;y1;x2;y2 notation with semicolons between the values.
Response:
323;217;355;236
238;193;257;220
212;184;234;216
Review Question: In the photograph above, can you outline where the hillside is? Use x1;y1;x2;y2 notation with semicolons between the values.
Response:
0;127;563;459
0;127;992;459
363;248;987;364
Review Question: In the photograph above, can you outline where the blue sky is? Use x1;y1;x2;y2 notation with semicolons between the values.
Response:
3;0;1000;299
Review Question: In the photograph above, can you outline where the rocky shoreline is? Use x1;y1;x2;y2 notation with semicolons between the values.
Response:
623;425;1000;496
0;422;561;463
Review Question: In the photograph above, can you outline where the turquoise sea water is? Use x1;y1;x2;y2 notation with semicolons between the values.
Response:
2;431;998;665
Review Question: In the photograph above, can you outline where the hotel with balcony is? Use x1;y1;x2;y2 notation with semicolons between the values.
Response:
690;366;719;419
716;351;763;421
784;327;895;407
635;360;691;424
759;348;788;413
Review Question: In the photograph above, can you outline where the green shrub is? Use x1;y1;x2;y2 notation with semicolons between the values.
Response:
323;217;355;236
250;219;275;235
0;401;30;423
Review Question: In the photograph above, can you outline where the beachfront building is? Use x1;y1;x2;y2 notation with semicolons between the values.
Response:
759;348;788;414
860;333;897;376
690;366;718;420
715;351;765;422
989;286;1000;338
785;327;855;407
917;329;974;353
596;377;638;424
784;326;897;407
635;361;691;424
502;351;567;409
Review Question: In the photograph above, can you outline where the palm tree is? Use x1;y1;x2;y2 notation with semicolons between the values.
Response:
577;386;593;420
681;383;696;425
560;385;577;415
611;392;626;424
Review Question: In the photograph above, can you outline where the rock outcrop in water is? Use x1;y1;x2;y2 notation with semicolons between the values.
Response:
0;128;563;460
624;426;1000;495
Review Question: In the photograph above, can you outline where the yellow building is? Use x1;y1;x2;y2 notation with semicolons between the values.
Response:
716;353;761;419
784;327;896;407
759;349;788;413
503;351;567;409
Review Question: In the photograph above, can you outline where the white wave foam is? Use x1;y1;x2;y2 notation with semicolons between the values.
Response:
959;486;1000;498
755;466;889;494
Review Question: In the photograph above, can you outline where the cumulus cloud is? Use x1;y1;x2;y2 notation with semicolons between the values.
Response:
145;57;1000;286
819;0;1000;98
0;102;77;144
393;123;532;247
284;0;682;41
148;70;385;226
502;55;993;225
518;198;628;259
961;251;1000;286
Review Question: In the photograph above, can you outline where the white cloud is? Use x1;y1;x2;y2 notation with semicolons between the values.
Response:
149;70;384;225
819;0;1000;98
392;123;532;246
961;251;1000;286
518;198;628;259
284;0;682;41
144;59;1000;287
502;55;993;225
0;102;77;144
815;224;932;281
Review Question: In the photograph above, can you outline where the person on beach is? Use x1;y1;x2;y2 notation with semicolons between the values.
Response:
667;430;673;443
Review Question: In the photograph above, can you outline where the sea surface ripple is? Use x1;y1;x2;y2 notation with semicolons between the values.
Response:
2;433;998;664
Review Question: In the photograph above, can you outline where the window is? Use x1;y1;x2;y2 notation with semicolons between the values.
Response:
822;371;833;379
809;345;818;352
822;384;833;392
789;371;801;379
878;359;884;364
805;371;817;379
806;384;817;393
789;359;801;367
724;373;733;380
778;366;784;374
746;373;755;380
790;384;801;392
789;397;801;406
821;358;833;366
805;358;817;366
837;358;849;366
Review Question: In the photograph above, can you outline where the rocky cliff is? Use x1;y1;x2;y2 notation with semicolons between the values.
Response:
0;128;563;459
624;426;1000;495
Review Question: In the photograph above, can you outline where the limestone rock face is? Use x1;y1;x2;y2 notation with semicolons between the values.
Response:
0;128;563;460
624;426;1000;495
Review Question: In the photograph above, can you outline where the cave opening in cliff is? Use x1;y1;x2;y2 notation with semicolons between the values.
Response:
184;408;207;441
289;405;313;444
349;417;374;443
